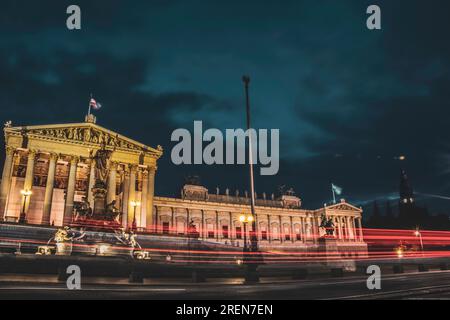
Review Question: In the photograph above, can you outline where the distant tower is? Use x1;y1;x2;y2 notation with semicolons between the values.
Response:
399;169;415;207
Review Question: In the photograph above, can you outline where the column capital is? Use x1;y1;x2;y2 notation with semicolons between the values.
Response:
148;166;157;175
69;155;80;164
28;149;38;158
129;164;138;173
110;161;119;169
5;145;15;155
49;152;59;161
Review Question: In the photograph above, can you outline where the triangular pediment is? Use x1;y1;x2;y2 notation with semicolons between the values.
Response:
325;202;362;212
5;122;162;157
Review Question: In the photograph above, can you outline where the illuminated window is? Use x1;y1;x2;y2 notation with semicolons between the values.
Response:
236;227;242;239
261;231;268;240
176;221;185;235
162;222;170;234
207;223;215;238
272;225;279;240
222;226;229;239
284;225;290;240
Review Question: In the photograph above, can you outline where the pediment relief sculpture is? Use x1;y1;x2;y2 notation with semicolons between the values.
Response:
332;204;360;212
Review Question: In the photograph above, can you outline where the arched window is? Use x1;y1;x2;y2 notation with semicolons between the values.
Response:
176;217;186;235
206;220;215;238
271;223;279;240
294;224;301;241
260;223;268;240
284;224;291;241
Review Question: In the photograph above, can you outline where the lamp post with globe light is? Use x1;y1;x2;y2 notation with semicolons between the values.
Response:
130;201;141;232
414;227;424;255
19;189;32;223
242;76;261;283
240;214;254;252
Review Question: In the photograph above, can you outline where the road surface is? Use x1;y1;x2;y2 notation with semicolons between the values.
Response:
1;270;450;299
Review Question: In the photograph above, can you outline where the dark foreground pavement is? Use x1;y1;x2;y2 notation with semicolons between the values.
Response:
2;270;450;300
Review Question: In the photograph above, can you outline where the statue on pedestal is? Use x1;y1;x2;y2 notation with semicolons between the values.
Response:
187;220;199;239
74;197;93;220
93;144;113;188
106;200;121;221
320;214;335;237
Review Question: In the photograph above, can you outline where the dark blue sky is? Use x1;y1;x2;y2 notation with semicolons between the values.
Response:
1;0;450;213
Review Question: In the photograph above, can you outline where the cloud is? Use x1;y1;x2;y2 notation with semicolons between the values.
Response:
1;0;450;211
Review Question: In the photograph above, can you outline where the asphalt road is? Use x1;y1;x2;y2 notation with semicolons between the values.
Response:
1;270;450;299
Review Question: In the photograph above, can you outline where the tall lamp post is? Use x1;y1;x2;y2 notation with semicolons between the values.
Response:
19;189;32;224
240;214;254;252
242;75;260;283
414;227;424;256
130;201;141;232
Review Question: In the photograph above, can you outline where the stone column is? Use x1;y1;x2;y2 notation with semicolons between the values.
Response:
0;146;15;218
228;212;232;240
127;165;137;227
120;168;130;227
140;169;149;230
145;167;156;232
352;217;357;242
300;217;305;241
87;159;95;208
41;153;58;225
63;156;79;225
216;211;220;241
171;208;175;235
107;161;117;205
187;209;190;234
290;216;295;243
341;217;347;239
201;209;205;239
337;217;343;240
301;217;306;242
279;215;283;242
357;217;363;241
22;150;37;217
345;216;352;240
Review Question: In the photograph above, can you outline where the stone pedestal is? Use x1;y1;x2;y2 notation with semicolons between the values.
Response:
93;187;107;215
318;236;356;271
318;236;339;266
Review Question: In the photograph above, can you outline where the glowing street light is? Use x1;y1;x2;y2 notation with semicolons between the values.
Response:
239;214;253;253
130;200;141;232
396;247;404;259
242;76;260;284
414;227;424;255
19;189;32;223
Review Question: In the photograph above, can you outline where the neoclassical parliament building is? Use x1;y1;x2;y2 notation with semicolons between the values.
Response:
0;116;367;253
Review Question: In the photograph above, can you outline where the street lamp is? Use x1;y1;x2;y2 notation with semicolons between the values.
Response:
396;247;404;259
414;227;424;255
242;75;260;284
239;214;254;252
19;189;32;223
130;200;141;232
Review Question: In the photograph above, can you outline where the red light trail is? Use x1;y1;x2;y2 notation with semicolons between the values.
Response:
1;226;450;265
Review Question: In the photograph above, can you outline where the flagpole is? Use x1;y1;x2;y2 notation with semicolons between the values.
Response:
88;93;92;116
332;184;336;204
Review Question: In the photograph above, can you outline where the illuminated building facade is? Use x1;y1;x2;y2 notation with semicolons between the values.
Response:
0;117;367;254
